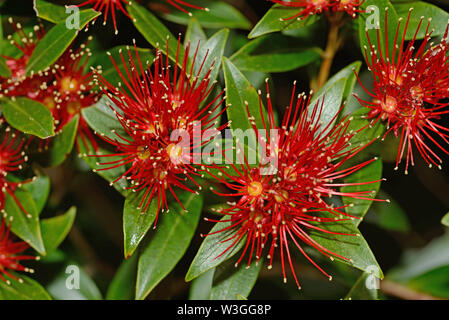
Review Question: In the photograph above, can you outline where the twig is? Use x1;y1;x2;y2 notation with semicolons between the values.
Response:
380;279;442;300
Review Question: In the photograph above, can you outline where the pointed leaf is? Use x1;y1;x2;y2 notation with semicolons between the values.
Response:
0;274;51;300
1;97;54;138
41;206;76;254
22;175;50;215
136;192;202;299
48;115;79;166
106;253;138;300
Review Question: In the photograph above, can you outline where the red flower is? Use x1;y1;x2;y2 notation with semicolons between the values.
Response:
77;0;132;34
36;41;101;151
0;218;38;283
93;39;226;222
355;10;449;173
270;0;363;20
0;19;45;99
77;0;208;34
0;129;31;218
205;81;383;288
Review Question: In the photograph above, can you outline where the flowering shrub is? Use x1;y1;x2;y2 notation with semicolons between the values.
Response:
0;0;449;301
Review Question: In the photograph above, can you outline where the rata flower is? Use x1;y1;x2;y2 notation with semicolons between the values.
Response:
355;9;449;173
270;0;363;20
0;129;32;218
77;0;208;34
93;39;226;222
0;218;38;283
205;80;383;288
0;19;46;99
36;41;101;151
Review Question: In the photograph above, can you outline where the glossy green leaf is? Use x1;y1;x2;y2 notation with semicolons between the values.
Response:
0;56;11;77
106;253;138;300
1;97;54;138
4;188;46;255
48;115;79;166
222;57;267;150
82;95;127;141
34;0;68;23
185;216;246;282
22;175;50;215
344;272;378;300
394;1;449;40
442;213;449;227
160;0;250;29
123;193;159;258
366;190;410;232
0;274;51;300
41;207;76;254
231;34;320;73
47;263;102;300
358;0;399;64
249;4;319;39
25;9;100;74
89;46;154;87
311;215;383;279
189;268;215;300
209;258;262;300
406;265;449;299
341;158;383;224
184;17;207;48
346;107;386;149
128;3;185;65
136;192;203;299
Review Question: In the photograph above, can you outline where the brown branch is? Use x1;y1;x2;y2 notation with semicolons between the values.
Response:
380;279;442;300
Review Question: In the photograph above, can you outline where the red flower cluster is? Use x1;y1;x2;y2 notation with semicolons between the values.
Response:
93;39;226;222
0;21;100;151
205;80;383;288
355;10;449;173
270;0;364;20
0;129;30;217
0;218;38;283
77;0;207;34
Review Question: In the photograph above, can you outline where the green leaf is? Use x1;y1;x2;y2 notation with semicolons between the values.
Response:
311;214;383;279
442;213;449;227
222;57;266;150
209;258;262;300
341;157;383;224
34;0;68;23
123;193;159;258
249;4;319;39
0;56;11;77
0;274;52;300
4;188;46;255
106;253;138;300
192;28;228;90
358;0;399;64
1;97;54;138
394;1;449;40
346;107;386;149
344;272;378;300
309;78;346;135
136;192;203;300
231;34;321;73
366;190;410;232
127;2;185;65
406;265;449;299
89;46;154;87
77;137;129;195
184;17;207;48
189;268;215;300
47;263;102;300
82;95;127;141
41;207;76;254
22;175;50;215
160;0;250;29
25;9;100;74
48;115;79;166
185;216;246;282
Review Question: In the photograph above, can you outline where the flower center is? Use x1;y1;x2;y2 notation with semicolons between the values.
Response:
274;189;289;203
61;76;78;93
137;145;151;160
153;167;168;180
411;85;424;100
248;181;263;197
381;96;397;113
166;143;183;161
